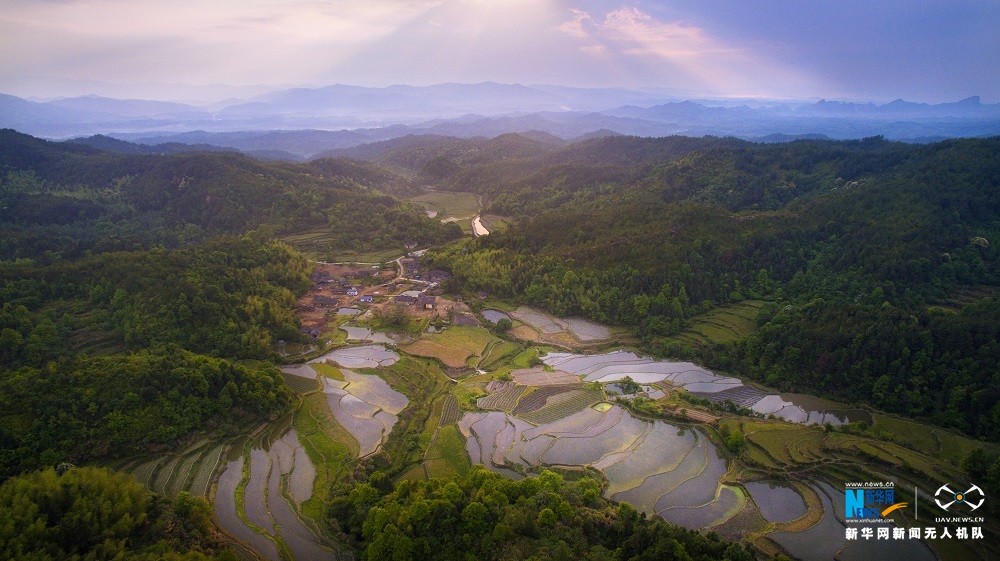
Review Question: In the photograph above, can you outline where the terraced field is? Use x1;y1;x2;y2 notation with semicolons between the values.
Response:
510;366;581;386
511;385;576;415
871;413;990;465
194;300;993;561
544;351;866;426
324;368;408;458
479;340;520;370
519;388;604;425
409;191;480;223
400;326;497;368
123;440;226;500
282;371;322;393
457;405;741;531
438;394;461;426
213;430;349;561
747;428;826;466
668;300;764;346
476;382;526;411
509;306;611;343
292;388;355;520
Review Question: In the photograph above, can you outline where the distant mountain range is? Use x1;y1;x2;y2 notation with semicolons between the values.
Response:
2;83;999;157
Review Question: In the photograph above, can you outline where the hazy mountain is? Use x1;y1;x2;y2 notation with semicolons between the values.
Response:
2;83;998;152
45;95;208;118
70;134;239;155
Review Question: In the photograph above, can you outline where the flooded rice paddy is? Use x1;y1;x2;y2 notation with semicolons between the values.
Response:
312;344;399;369
458;404;744;531
770;483;935;561
543;351;868;426
510;306;610;342
745;481;807;523
482;309;510;324
322;367;408;458
213;429;338;561
340;326;397;344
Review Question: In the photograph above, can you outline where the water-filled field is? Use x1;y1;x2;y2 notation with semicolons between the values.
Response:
311;344;400;369
482;309;510;324
323;368;407;458
213;432;339;561
340;326;396;344
510;306;610;342
745;481;807;523
510;366;580;386
457;404;745;531
770;483;935;561
215;456;281;561
543;351;867;426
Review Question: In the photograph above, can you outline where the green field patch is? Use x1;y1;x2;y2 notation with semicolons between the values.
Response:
872;414;940;454
189;443;224;497
511;385;576;415
439;395;461;426
783;431;826;464
480;340;521;370
400;326;498;368
520;388;604;425
151;455;181;494
479;214;510;233
936;431;987;465
669;300;765;346
281;372;322;393
409;191;481;221
593;402;613;412
477;383;526;412
294;392;355;521
422;425;472;479
309;361;344;380
328;247;405;264
278;227;339;261
167;448;203;496
744;442;784;470
746;429;801;466
129;456;165;487
865;441;951;482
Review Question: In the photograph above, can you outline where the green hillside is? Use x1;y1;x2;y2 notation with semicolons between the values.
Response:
425;136;1000;440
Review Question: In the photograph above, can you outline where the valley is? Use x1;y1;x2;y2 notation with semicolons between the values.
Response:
2;129;999;561
141;283;994;561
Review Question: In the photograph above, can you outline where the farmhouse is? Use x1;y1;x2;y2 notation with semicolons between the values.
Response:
428;269;452;282
416;294;436;310
314;295;339;306
310;270;333;284
300;325;323;339
359;295;374;303
393;295;417;304
347;287;359;296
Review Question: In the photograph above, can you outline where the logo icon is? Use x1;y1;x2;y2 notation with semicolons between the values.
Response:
934;484;985;511
846;486;903;518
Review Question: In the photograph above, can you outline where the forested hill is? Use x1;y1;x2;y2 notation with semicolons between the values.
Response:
0;129;456;479
0;129;459;262
425;135;1000;440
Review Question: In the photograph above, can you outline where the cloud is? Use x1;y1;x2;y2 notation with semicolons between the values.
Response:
601;7;731;58
559;7;732;59
556;8;591;38
555;5;821;97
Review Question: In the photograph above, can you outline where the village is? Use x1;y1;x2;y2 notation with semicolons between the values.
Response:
294;245;485;343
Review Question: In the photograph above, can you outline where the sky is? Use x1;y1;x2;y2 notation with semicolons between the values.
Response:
2;0;998;103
